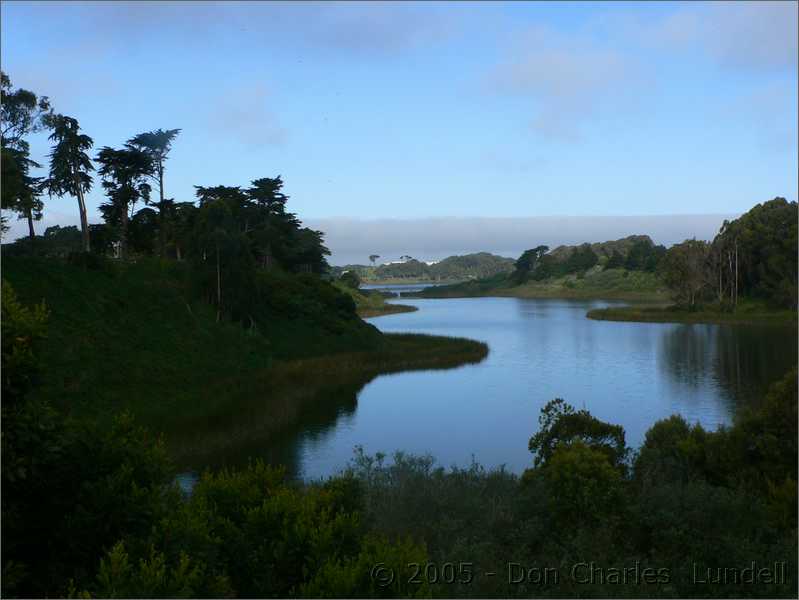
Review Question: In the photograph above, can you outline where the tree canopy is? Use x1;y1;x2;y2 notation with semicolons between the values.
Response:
44;115;94;251
659;198;798;309
1;72;52;239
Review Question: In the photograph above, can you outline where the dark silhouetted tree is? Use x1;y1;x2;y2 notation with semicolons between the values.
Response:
1;147;43;241
1;72;52;240
95;146;154;259
1;71;52;148
44;115;94;252
513;245;549;283
126;129;181;257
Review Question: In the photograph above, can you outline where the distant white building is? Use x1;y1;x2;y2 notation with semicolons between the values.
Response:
383;256;412;265
381;257;439;266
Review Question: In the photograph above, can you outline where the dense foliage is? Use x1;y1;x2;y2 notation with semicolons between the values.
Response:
661;198;798;309
2;283;795;598
339;270;362;289
0;71;51;239
509;237;666;285
0;286;421;598
351;369;797;598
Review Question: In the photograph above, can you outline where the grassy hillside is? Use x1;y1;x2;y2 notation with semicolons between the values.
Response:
2;257;486;461
507;267;668;299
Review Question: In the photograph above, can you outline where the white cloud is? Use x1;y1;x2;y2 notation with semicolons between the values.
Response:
207;84;287;148
485;2;797;141
486;26;642;140
4;1;456;58
703;1;797;72
634;1;797;72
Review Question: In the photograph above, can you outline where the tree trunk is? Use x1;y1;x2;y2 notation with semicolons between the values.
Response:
26;208;35;240
728;250;733;305
78;193;90;252
158;162;166;258
216;243;221;322
176;243;182;261
734;240;738;307
120;201;129;260
74;169;91;253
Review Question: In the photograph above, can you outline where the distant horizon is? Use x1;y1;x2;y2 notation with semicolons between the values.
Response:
309;212;738;266
2;210;743;267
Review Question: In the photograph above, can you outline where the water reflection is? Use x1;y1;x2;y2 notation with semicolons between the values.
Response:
174;380;366;483
659;322;797;415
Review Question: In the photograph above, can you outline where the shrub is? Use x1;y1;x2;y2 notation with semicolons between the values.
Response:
528;398;628;470
540;440;624;525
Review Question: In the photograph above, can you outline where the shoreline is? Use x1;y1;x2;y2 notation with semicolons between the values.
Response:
359;278;467;285
409;288;669;302
357;303;418;318
586;305;797;326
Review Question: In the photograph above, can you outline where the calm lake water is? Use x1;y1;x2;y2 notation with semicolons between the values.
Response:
177;294;796;489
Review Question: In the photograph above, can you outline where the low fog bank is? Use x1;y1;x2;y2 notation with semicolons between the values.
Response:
306;215;738;266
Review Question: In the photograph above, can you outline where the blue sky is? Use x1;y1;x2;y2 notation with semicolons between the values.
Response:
1;1;797;262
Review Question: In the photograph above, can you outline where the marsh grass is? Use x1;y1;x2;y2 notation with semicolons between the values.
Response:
357;303;418;318
587;301;797;326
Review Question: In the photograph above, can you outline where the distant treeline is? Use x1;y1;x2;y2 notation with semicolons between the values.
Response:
332;252;516;282
511;235;667;284
660;198;797;309
460;198;797;310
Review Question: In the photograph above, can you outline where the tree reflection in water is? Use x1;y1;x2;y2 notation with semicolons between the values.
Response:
659;323;797;414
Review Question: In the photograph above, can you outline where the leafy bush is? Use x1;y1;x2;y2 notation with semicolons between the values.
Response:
528;398;627;469
339;270;362;289
1;280;48;403
539;440;624;525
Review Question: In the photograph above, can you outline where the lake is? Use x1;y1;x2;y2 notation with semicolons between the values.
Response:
177;295;796;489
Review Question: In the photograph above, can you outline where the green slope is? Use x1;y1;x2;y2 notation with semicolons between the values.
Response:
2;257;486;461
1;257;385;420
